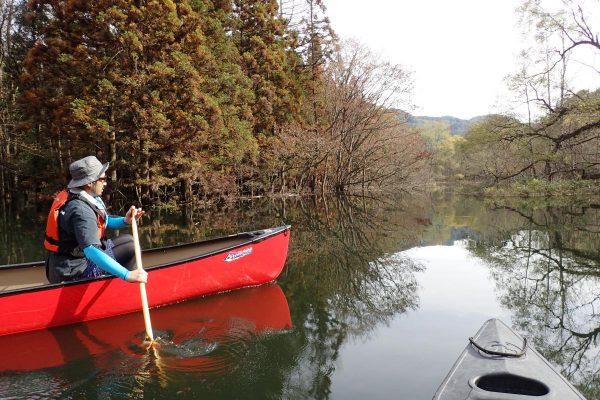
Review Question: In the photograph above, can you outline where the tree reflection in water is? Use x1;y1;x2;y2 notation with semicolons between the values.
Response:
277;195;427;399
463;202;600;398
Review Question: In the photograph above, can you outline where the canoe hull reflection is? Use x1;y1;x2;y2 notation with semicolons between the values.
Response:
0;284;292;372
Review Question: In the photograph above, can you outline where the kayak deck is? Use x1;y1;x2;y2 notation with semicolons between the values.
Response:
433;318;586;399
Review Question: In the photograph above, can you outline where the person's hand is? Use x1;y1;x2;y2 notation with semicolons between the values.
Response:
125;206;145;224
126;268;148;284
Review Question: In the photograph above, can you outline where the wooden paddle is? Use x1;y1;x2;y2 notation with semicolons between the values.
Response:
130;207;155;343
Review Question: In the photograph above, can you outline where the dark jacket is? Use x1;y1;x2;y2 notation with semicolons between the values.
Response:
46;195;106;283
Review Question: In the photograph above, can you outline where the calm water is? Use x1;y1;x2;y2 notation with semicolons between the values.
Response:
1;193;599;399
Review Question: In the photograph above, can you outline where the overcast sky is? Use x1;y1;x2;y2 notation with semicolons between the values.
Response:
323;0;524;119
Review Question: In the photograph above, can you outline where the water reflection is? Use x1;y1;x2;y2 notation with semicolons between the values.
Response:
0;204;45;264
277;195;427;399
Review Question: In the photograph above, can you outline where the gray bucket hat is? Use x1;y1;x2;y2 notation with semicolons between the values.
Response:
67;156;109;189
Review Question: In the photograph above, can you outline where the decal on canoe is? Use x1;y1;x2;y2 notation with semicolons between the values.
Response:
225;247;253;262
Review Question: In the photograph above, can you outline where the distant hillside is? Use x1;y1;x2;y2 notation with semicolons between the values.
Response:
406;114;487;135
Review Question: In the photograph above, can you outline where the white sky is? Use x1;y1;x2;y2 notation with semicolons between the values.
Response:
323;0;525;119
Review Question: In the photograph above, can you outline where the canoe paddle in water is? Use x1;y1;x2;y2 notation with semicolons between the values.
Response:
130;207;156;346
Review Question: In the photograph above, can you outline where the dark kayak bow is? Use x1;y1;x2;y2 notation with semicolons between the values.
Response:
433;318;586;399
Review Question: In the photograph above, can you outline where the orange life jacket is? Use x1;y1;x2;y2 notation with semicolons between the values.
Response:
44;190;106;253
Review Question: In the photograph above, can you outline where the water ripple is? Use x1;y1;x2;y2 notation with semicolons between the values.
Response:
0;371;66;399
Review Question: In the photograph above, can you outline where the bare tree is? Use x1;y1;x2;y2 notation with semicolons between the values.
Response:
323;41;421;191
516;0;599;109
281;40;429;194
472;0;600;185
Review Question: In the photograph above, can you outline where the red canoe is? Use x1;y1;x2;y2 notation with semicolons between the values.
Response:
0;283;292;372
0;225;291;337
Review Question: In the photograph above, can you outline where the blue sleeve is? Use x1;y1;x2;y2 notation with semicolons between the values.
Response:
107;216;128;229
84;245;130;280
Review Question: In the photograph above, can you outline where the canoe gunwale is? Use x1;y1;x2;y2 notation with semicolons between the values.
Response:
0;225;291;298
0;260;42;270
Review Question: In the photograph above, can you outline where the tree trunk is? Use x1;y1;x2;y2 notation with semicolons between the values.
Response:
110;110;117;182
321;153;328;196
182;178;191;203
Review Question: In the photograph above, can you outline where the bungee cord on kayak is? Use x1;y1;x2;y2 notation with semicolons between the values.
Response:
468;336;528;358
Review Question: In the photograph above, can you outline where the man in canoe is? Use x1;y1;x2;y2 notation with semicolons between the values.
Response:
44;155;148;284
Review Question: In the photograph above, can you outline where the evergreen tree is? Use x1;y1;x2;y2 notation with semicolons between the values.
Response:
188;0;258;199
231;0;301;136
21;0;258;202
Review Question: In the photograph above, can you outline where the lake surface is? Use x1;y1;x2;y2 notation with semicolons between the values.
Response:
1;193;599;399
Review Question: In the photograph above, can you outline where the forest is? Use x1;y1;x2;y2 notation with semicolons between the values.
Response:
0;0;428;208
0;0;598;208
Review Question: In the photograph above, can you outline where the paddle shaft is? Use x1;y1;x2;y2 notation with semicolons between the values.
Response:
130;209;154;341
